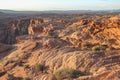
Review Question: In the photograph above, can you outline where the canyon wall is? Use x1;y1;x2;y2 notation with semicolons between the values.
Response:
0;18;44;44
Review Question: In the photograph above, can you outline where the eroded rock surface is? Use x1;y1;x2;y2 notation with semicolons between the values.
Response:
0;13;120;80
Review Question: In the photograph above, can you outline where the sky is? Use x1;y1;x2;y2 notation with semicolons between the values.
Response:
0;0;120;11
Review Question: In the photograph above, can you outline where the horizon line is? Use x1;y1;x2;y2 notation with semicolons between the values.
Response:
0;9;120;12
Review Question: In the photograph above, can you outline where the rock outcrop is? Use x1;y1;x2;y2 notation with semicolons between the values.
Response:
28;19;44;34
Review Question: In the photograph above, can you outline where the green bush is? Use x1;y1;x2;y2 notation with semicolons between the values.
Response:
24;64;30;68
82;42;90;47
54;68;84;80
48;35;60;39
81;42;90;50
81;46;88;50
92;45;107;51
34;64;45;72
17;59;23;66
22;77;30;80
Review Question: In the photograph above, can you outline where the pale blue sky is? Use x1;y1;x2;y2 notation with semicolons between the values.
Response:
0;0;120;11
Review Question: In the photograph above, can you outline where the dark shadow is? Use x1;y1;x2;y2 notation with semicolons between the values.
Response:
0;46;18;60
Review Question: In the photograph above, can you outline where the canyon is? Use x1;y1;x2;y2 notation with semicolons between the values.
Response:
0;13;120;80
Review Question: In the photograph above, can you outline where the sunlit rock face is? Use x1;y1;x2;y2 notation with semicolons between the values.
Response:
28;19;44;35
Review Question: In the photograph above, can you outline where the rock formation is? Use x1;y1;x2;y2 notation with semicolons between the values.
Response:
0;13;120;80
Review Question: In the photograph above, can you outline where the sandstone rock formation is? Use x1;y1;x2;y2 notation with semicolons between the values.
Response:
28;19;43;35
0;13;120;80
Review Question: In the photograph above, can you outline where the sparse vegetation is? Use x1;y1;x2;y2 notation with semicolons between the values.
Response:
54;68;84;80
48;35;61;39
34;64;46;72
81;47;88;50
82;42;90;47
24;64;30;68
17;59;23;66
81;42;90;50
92;45;107;51
22;77;30;80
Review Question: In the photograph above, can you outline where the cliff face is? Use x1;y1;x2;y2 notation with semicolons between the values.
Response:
0;43;13;53
0;18;44;44
7;19;34;44
0;23;6;43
